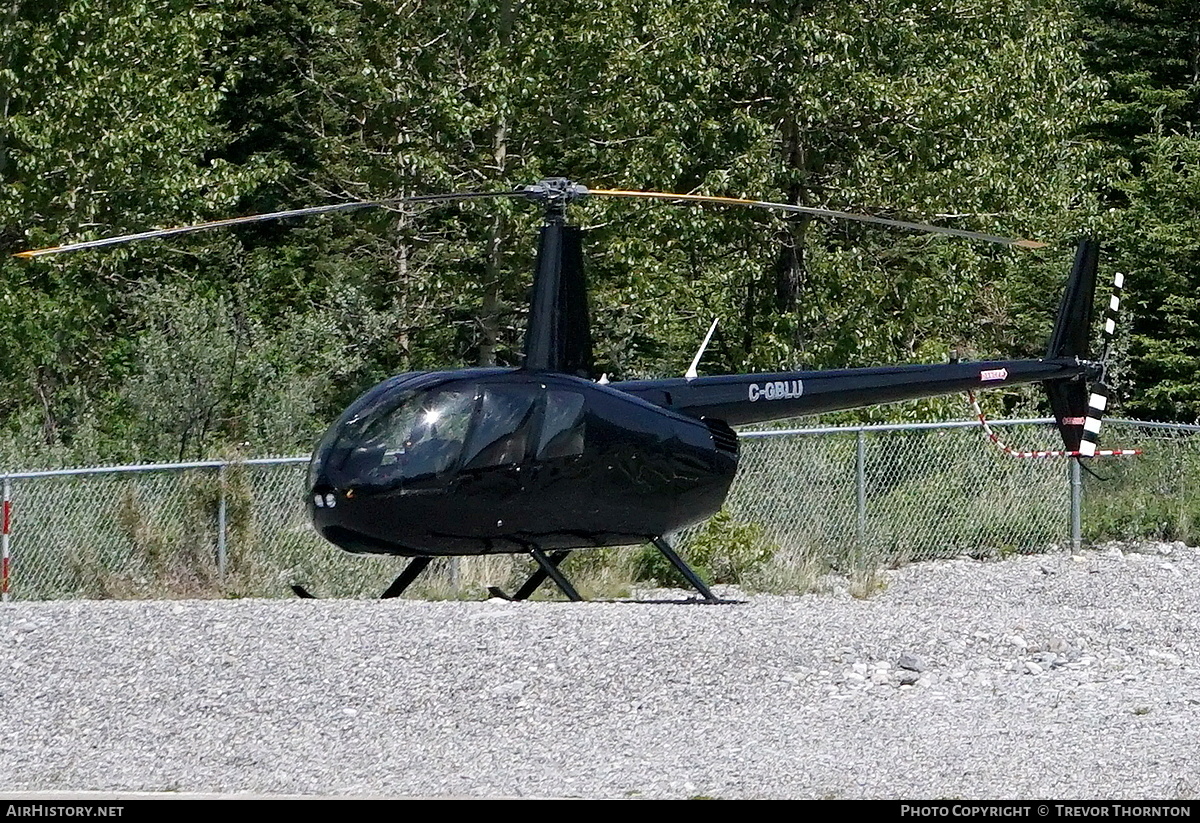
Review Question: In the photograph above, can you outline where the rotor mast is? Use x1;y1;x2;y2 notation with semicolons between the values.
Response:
520;178;594;377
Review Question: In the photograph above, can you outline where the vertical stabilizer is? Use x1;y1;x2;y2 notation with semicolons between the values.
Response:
1045;240;1099;451
1047;239;1099;360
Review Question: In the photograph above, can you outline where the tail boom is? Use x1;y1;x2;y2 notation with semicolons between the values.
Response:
617;357;1093;427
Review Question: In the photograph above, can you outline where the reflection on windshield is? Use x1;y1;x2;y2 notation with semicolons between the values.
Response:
315;381;590;489
334;388;474;484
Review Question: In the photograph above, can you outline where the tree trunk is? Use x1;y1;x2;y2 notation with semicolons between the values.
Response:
478;0;513;367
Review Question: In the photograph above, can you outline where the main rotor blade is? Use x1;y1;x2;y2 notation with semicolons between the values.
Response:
588;189;1047;249
14;190;523;258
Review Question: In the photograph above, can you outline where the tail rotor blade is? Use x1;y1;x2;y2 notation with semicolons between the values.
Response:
1079;383;1113;458
1079;268;1131;457
1100;270;1125;362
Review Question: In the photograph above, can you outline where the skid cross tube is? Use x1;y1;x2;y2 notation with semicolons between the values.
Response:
529;546;583;601
380;556;434;599
489;550;573;601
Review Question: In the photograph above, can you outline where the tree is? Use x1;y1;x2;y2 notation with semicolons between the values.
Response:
1079;0;1200;420
0;0;1124;465
0;0;277;453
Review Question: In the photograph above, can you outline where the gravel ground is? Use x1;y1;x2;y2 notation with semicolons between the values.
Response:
1;543;1198;799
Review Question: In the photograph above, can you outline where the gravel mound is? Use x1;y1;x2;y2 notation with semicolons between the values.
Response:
2;543;1198;799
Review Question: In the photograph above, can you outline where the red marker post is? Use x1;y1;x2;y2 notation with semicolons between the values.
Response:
2;478;10;602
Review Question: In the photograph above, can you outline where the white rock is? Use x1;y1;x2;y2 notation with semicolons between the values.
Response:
1146;650;1183;666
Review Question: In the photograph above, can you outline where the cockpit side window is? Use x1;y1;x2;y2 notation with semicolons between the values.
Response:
461;387;537;471
537;391;586;460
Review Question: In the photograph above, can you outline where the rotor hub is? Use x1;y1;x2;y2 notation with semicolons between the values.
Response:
520;178;589;219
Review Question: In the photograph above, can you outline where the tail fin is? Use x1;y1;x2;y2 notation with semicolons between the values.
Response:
1044;239;1132;455
971;239;1136;459
1047;240;1099;361
1045;240;1100;451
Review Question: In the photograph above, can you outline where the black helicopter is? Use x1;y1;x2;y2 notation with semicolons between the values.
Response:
16;178;1124;603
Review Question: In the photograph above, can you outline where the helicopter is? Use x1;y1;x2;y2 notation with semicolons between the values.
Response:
16;178;1128;603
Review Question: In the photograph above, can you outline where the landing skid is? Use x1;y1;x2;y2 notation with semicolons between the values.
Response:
489;537;723;604
295;536;724;603
291;555;433;600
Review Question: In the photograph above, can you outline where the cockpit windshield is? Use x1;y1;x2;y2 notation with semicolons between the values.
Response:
325;388;475;487
311;378;588;491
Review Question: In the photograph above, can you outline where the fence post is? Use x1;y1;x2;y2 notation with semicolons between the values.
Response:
856;430;867;544
217;464;227;578
1070;458;1082;553
2;476;10;602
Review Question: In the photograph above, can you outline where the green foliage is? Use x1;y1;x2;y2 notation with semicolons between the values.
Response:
0;0;1179;469
1078;0;1200;420
1084;431;1200;544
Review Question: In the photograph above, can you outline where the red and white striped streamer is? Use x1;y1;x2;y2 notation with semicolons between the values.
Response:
966;391;1140;459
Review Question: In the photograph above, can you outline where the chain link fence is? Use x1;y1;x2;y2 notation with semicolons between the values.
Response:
2;418;1196;600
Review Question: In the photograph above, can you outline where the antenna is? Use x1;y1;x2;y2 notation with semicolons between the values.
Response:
686;318;719;380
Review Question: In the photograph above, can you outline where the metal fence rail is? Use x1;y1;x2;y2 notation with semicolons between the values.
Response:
2;418;1197;600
